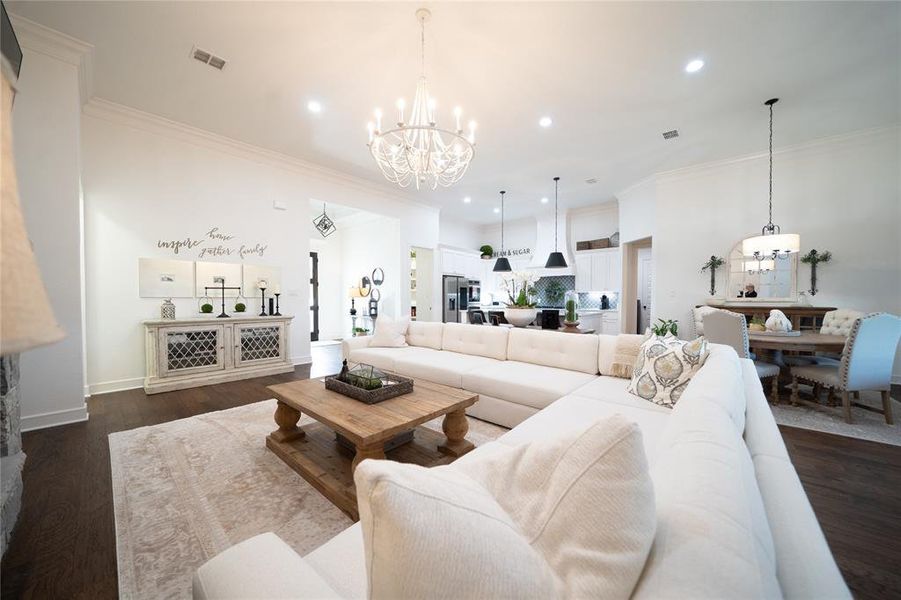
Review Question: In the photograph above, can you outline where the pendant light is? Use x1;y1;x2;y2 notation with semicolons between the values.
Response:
742;98;800;260
493;190;512;272
545;176;568;268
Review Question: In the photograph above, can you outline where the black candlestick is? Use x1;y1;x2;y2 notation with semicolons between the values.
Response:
259;287;267;316
274;293;281;316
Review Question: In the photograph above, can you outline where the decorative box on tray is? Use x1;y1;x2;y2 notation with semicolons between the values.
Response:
325;361;414;404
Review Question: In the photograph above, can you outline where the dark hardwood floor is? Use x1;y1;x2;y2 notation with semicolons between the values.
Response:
2;345;899;599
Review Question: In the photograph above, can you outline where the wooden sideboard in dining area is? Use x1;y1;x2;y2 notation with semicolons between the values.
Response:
702;303;836;331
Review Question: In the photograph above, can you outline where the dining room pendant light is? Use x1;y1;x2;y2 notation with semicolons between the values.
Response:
741;98;800;260
545;176;568;268
493;190;512;272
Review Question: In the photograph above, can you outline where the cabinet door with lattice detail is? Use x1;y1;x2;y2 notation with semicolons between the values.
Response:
234;322;285;367
158;325;226;377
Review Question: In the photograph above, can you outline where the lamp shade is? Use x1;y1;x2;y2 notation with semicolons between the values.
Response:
544;251;568;269
742;233;800;258
349;286;364;299
493;257;512;272
0;66;64;356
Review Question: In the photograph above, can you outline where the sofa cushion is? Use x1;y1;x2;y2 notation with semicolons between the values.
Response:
394;350;503;388
441;322;509;360
346;346;438;373
193;532;341;600
678;343;748;434
303;524;367;600
632;374;780;600
368;315;409;348
570;375;672;415
405;321;444;350
454;415;657;598
462;360;597;410
354;460;561;600
506;328;600;375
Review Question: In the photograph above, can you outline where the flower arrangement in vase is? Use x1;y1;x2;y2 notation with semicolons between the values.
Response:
501;271;538;327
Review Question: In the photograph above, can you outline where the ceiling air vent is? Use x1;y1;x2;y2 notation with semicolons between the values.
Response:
192;46;226;70
585;177;598;185
662;129;680;140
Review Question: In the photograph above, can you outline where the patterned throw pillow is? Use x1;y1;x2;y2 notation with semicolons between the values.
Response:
627;335;709;408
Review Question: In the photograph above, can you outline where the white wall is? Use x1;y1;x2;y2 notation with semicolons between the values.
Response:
622;127;901;378
617;178;656;244
438;214;481;251
12;45;88;430
80;100;435;393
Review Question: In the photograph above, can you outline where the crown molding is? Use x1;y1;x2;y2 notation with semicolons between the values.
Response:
8;13;94;104
82;97;434;212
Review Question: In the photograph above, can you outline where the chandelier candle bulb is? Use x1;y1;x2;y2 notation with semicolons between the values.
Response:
374;108;382;132
397;98;405;124
454;106;462;131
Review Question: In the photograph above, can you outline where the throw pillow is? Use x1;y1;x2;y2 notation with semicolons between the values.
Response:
627;335;709;407
368;315;409;348
355;461;561;600
356;415;657;599
610;333;647;378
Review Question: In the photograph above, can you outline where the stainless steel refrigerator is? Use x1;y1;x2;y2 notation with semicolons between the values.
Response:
442;275;469;323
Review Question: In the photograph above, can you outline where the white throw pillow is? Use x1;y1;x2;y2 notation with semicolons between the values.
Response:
368;315;409;348
355;414;656;599
627;335;709;408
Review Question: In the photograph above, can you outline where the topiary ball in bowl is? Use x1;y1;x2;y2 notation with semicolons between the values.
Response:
201;303;214;314
234;302;246;312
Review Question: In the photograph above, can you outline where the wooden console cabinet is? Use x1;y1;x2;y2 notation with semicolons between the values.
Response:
144;315;294;394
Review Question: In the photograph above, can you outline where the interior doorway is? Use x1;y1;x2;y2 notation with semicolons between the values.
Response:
309;251;319;342
410;247;434;322
621;237;653;334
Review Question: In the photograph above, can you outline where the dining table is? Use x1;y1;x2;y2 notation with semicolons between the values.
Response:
748;331;847;356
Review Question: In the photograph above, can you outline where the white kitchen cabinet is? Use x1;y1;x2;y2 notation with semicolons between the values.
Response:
601;312;621;335
579;313;602;333
439;247;481;279
574;249;621;292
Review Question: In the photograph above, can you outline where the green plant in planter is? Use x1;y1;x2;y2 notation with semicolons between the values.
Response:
234;302;246;313
479;244;494;259
700;255;726;296
800;249;832;296
565;299;578;323
651;318;678;337
200;303;214;314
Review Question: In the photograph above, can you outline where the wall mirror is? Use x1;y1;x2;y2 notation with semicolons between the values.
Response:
727;239;797;302
371;268;385;286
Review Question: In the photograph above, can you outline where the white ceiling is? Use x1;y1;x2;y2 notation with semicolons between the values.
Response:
9;1;900;223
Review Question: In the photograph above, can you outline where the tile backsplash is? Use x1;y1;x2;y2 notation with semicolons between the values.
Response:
532;276;619;309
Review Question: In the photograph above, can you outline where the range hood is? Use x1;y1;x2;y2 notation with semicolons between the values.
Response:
527;210;573;275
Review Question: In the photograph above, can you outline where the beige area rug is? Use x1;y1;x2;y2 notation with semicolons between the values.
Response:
771;390;901;446
109;399;507;600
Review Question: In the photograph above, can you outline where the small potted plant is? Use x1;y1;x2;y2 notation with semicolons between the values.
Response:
501;271;538;327
651;318;678;337
479;245;494;260
563;290;580;330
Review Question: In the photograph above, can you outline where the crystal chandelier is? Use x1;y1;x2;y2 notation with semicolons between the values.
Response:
367;8;476;190
742;98;800;261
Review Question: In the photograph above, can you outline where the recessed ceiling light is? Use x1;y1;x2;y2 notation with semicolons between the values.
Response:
307;100;322;113
493;207;500;214
540;197;549;204
463;196;472;204
685;59;704;73
539;116;553;128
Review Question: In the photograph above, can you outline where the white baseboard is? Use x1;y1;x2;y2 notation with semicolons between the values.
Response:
88;376;144;396
292;355;313;365
22;404;89;432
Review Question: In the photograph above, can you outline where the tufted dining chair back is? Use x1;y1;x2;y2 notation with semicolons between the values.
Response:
702;310;750;359
820;309;865;336
839;313;901;391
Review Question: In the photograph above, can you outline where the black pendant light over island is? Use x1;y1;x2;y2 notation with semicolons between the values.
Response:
493;190;512;272
545;176;568;268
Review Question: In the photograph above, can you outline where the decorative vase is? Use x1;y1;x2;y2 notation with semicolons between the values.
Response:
563;291;580;326
504;307;538;327
160;298;176;320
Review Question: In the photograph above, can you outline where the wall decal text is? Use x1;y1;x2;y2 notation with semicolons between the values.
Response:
157;226;268;260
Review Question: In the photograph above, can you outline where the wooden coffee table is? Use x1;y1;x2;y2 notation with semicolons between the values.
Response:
266;377;478;520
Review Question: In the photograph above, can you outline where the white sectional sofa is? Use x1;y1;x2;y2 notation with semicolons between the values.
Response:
194;322;850;599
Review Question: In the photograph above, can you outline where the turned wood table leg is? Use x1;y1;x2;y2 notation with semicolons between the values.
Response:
270;401;305;443
881;390;894;425
790;376;801;405
352;444;386;472
841;391;853;424
770;376;780;404
438;409;475;457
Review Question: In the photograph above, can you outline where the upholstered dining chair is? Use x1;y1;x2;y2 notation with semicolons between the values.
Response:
703;310;781;402
469;311;486;325
785;308;866;367
790;313;901;424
